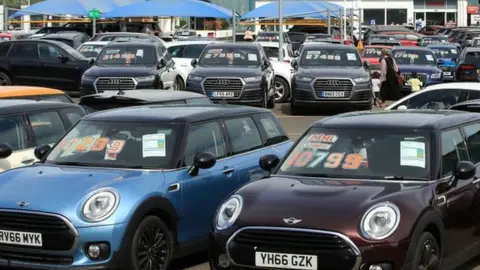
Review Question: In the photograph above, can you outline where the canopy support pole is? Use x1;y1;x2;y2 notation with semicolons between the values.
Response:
343;0;347;40
232;9;236;42
92;18;96;37
350;8;353;40
358;8;362;41
327;9;330;35
278;0;283;61
339;9;343;40
2;0;6;31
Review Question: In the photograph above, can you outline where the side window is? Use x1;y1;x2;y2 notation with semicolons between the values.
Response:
468;90;480;101
0;115;27;151
225;117;263;154
28;111;65;145
184;44;207;59
441;129;469;177
9;43;39;58
61;108;85;127
167;45;184;58
0;43;11;56
184;122;226;167
463;123;480;164
256;113;289;146
38;43;60;60
402;89;463;109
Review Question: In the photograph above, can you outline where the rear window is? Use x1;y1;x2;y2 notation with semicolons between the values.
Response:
1;94;72;103
465;51;480;64
43;38;74;48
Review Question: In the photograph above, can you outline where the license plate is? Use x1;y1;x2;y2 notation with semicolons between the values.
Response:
323;91;345;97
443;72;451;75
255;252;317;270
0;229;42;247
211;91;234;98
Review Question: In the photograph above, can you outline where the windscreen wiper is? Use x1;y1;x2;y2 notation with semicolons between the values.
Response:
384;176;426;180
54;161;95;167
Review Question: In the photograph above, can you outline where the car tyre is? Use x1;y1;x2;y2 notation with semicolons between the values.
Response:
128;215;173;270
290;100;302;115
267;94;275;109
407;232;440;270
174;76;185;91
274;76;290;103
0;72;12;86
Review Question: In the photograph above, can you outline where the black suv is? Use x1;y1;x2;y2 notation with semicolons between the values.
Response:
80;40;177;96
186;43;275;108
290;43;372;114
0;40;90;95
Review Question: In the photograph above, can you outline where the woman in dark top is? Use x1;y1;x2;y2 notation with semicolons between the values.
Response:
379;48;402;106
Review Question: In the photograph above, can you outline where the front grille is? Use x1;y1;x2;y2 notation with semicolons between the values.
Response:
352;91;372;101
313;79;354;99
228;228;358;270
401;73;428;84
0;212;75;251
0;249;73;265
203;78;243;98
95;77;136;92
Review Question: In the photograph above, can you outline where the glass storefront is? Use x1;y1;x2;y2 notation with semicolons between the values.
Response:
363;9;385;25
387;9;408;24
413;0;457;26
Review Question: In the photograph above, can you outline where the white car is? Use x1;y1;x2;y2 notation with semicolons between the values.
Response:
166;40;223;90
385;82;480;110
257;42;294;102
77;41;110;59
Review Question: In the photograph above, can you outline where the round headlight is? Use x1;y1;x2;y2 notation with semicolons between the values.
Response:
82;189;119;222
360;202;400;240
215;195;243;231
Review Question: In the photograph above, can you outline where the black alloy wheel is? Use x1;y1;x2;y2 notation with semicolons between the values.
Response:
131;216;173;270
412;232;440;270
0;72;11;86
174;76;185;90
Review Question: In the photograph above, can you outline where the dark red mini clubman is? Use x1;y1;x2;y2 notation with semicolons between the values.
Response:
209;109;480;270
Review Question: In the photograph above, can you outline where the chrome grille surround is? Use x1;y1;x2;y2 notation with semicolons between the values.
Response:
94;77;138;93
312;78;355;99
201;77;245;99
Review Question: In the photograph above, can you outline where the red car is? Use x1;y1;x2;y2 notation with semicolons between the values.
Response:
383;32;422;46
361;45;392;71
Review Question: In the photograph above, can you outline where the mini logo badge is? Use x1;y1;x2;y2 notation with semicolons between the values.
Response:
17;201;29;207
283;217;301;225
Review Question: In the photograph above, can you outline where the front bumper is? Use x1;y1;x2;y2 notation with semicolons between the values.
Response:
186;80;266;106
438;66;456;81
292;80;372;108
209;227;411;270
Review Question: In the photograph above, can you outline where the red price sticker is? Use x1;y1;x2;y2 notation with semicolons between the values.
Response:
308;134;338;143
284;151;364;170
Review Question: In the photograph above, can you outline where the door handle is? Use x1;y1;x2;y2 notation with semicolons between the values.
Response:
21;159;34;164
222;168;235;175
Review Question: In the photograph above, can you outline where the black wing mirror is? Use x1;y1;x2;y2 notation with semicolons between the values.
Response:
293;50;299;57
34;144;51;160
0;143;13;159
88;58;95;66
188;152;216;176
291;59;298;70
259;154;280;173
58;54;69;63
363;61;369;69
445;161;477;189
191;59;198;67
157;59;167;69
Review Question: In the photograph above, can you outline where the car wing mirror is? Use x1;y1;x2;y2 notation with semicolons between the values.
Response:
188;152;216;176
259;154;280;173
447;161;476;188
58;54;69;63
291;59;298;70
363;61;369;69
89;58;95;66
191;58;198;67
157;59;167;69
293;50;299;57
34;144;51;160
0;143;13;159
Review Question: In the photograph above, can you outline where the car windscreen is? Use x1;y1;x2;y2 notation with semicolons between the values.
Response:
430;47;458;59
96;46;156;66
473;39;480;47
277;128;430;180
78;44;105;58
45;120;182;169
393;50;436;65
363;47;385;57
43;38;74;48
300;48;362;67
184;44;207;58
177;31;195;36
465;51;480;65
263;46;286;58
420;37;448;45
198;47;260;67
287;33;307;42
305;35;332;42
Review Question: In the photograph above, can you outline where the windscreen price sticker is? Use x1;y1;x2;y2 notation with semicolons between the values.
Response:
308;134;338;143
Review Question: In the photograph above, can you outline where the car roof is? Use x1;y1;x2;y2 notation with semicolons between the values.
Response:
256;41;288;48
80;41;110;46
314;109;478;130
84;104;269;123
103;40;156;47
426;43;456;48
41;32;85;39
0;86;65;98
96;32;148;36
166;40;222;46
391;46;431;51
0;99;80;115
301;43;354;50
465;47;480;52
205;42;259;49
80;90;207;102
365;45;393;48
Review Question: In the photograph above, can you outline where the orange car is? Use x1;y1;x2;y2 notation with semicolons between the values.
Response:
382;32;422;46
361;45;392;71
0;86;74;103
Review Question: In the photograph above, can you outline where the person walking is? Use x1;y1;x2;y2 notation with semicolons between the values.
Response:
379;48;402;107
244;27;254;41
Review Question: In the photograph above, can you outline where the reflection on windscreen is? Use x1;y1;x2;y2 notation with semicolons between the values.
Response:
278;129;430;180
421;37;448;45
78;45;105;58
46;121;180;169
97;46;155;66
263;47;285;58
198;47;260;67
474;40;480;47
363;47;384;57
431;48;458;59
300;49;361;67
393;50;435;65
465;52;480;64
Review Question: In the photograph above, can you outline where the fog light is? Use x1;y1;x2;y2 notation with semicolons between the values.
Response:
218;254;230;268
369;265;383;270
87;244;101;259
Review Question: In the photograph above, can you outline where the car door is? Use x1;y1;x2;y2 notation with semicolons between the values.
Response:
7;42;42;85
437;128;479;257
0;114;35;171
26;110;66;155
390;88;468;110
158;46;176;89
179;121;239;241
37;42;80;92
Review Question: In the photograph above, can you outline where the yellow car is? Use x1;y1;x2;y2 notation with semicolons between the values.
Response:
0;86;74;103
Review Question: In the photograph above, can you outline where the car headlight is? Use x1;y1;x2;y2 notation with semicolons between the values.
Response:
360;202;400;240
430;73;442;79
295;76;314;83
244;76;262;83
81;75;96;82
215;195;243;230
135;75;156;82
353;76;370;83
187;75;204;82
82;189;119;222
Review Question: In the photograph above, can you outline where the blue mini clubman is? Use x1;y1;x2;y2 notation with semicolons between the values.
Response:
427;43;460;82
391;46;444;87
0;104;292;270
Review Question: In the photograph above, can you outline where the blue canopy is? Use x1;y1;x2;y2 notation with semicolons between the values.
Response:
242;1;343;19
10;0;142;18
103;0;234;19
